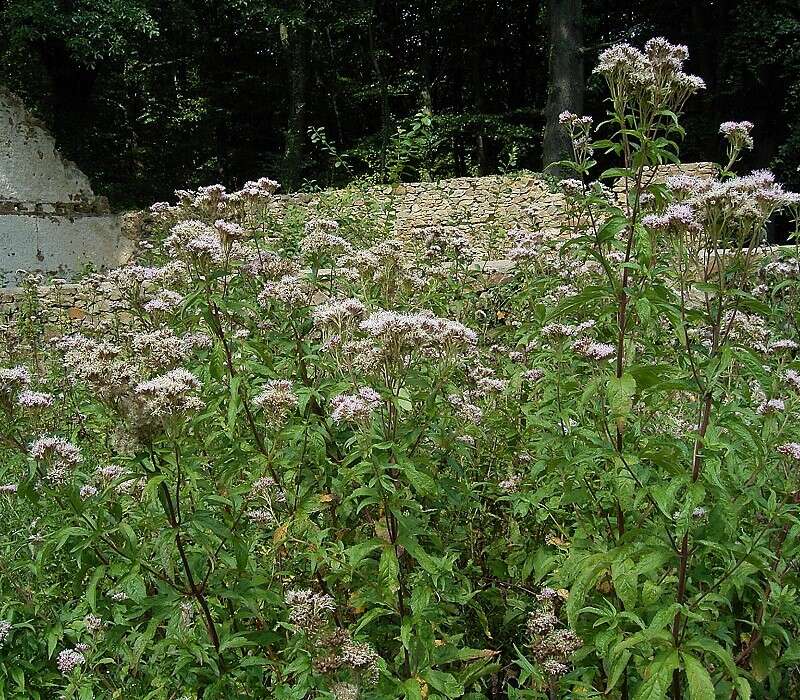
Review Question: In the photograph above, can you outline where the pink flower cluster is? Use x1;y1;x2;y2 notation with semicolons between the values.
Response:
720;121;754;150
57;648;86;675
29;436;82;486
330;387;382;424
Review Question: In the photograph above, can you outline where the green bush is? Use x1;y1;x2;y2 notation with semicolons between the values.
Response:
1;38;800;699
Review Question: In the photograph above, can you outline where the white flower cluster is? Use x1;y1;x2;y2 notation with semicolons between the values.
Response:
507;227;545;260
285;589;336;633
106;264;162;296
29;436;82;486
540;320;595;340
57;648;86;675
213;219;245;245
252;379;299;424
338;239;424;289
246;250;299;279
17;390;55;409
0;366;31;396
143;289;184;314
757;398;785;416
777;442;800;460
247;508;276;526
784;369;800;391
359;309;477;354
447;394;483;424
720;120;754;151
642;203;701;233
572;337;616;361
421;225;474;261
301;219;352;258
330;387;382;425
134;368;204;417
54;334;138;397
558;111;594;157
258;275;311;308
165;220;225;263
0;621;11;647
312;298;366;330
594;38;705;112
131;329;211;370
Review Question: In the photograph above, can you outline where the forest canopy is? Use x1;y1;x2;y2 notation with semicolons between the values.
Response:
1;0;798;207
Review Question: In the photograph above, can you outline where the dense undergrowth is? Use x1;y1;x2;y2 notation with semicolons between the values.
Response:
2;39;800;700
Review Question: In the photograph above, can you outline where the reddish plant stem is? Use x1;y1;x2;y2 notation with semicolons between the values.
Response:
159;481;221;651
670;392;712;700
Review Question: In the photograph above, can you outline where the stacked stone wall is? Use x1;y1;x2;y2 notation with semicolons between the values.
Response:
0;162;716;326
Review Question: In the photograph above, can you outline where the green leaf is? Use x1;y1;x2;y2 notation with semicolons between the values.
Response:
423;669;464;698
685;637;738;682
379;545;400;593
86;565;106;611
611;557;638;610
403;678;424;700
597;214;629;243
682;652;716;700
733;677;751;700
404;464;436;497
600;167;634;180
346;538;383;568
227;375;241;435
608;373;636;433
565;553;608;627
606;650;631;692
635;650;679;700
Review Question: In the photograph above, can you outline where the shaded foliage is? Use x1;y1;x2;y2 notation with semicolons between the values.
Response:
0;0;798;207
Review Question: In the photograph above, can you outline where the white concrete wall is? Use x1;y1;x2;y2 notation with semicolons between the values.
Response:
0;89;95;203
0;213;133;285
0;87;127;286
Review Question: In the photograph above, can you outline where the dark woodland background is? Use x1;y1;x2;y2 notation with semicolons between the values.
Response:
1;0;798;207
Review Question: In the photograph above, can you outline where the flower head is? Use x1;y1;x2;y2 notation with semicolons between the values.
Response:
57;648;86;675
720;120;754;150
17;390;55;409
252;380;299;424
330;387;382;425
29;436;82;486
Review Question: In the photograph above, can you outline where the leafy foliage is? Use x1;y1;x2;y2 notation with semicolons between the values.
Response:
2;37;800;700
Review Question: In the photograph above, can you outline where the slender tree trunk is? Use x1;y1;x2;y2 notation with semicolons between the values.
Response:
282;4;307;190
542;0;584;175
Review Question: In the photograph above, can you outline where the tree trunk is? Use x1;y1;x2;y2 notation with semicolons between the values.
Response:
282;6;307;190
542;0;583;176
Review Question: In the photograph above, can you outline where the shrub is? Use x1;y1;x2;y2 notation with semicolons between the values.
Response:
1;38;800;699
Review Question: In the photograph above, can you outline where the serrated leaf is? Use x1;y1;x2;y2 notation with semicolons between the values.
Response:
608;373;636;433
607;650;631;692
346;538;383;567
612;556;638;610
86;565;106;611
682;652;716;700
685;637;738;681
379;546;400;593
635;650;679;700
598;214;629;243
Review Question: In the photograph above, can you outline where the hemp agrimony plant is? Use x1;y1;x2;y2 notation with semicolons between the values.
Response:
549;38;800;700
1;38;800;700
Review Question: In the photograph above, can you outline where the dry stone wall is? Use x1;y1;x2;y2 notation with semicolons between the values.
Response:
255;163;715;255
0;162;715;326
